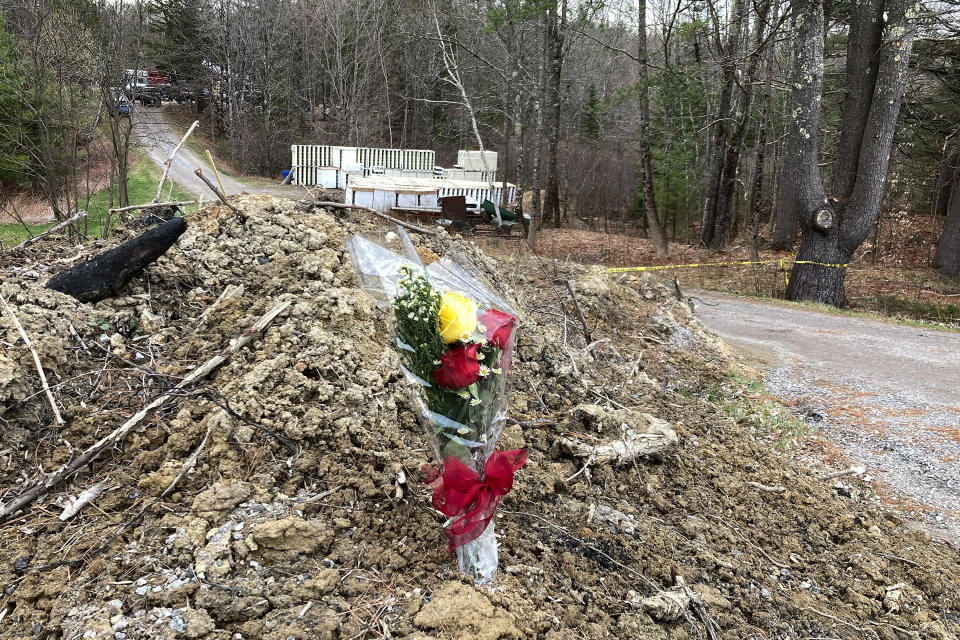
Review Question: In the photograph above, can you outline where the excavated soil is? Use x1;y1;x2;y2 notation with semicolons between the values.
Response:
0;196;958;640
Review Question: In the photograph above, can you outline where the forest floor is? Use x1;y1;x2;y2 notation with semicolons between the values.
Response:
476;214;960;328
1;195;958;639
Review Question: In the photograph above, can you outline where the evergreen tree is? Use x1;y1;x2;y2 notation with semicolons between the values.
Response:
580;83;602;140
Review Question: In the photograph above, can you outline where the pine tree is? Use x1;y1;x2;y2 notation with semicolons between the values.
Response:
580;83;602;140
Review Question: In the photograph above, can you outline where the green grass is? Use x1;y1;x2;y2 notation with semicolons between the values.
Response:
702;370;813;451
861;295;960;325
1;151;196;247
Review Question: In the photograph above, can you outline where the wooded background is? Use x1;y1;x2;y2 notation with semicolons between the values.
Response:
0;0;958;300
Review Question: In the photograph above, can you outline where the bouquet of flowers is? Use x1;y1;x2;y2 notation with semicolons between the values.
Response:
348;229;526;585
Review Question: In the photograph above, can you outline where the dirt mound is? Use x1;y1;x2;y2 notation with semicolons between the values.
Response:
1;196;958;639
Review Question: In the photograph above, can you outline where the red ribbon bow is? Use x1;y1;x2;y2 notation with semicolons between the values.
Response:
422;449;528;553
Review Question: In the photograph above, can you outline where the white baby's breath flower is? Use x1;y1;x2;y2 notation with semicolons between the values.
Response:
457;427;469;435
458;390;469;398
492;367;502;375
477;324;487;333
460;332;471;342
470;398;481;406
476;351;485;360
479;365;490;377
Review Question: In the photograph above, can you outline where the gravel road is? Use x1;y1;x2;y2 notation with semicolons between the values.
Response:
695;292;960;544
134;106;304;200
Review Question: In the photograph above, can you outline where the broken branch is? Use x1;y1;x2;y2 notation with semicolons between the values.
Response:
194;168;244;219
0;300;291;522
13;211;88;250
0;294;64;426
313;201;437;235
566;279;594;344
58;478;109;521
154;120;198;203
108;200;198;214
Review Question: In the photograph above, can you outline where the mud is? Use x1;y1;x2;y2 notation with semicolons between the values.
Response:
0;196;958;639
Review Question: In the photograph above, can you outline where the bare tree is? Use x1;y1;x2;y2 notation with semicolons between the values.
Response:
932;168;960;278
638;0;668;256
783;0;917;304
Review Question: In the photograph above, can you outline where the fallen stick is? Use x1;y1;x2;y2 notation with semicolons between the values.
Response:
13;211;88;250
313;201;436;235
0;294;64;425
22;427;212;574
566;279;594;344
154;120;199;203
108;200;198;214
747;481;786;493
194;168;245;220
58;478;109;521
819;464;866;481
0;300;290;522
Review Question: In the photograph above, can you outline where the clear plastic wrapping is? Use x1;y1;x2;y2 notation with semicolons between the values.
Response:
348;229;520;585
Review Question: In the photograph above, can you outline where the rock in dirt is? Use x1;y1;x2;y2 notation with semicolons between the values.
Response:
191;481;252;523
46;217;186;302
248;517;332;561
413;582;520;640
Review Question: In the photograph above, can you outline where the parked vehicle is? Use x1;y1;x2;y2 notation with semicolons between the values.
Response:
108;90;130;117
136;87;162;107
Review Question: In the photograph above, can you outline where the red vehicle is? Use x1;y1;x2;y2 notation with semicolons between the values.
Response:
147;69;168;86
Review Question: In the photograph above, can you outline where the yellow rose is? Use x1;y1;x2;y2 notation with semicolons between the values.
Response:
438;291;478;343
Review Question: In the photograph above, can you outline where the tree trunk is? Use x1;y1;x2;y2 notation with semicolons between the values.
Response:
770;165;799;249
699;0;748;247
786;0;916;303
830;0;884;200
710;0;772;249
544;1;564;226
528;15;549;253
932;166;960;278
638;0;668;256
933;149;959;217
47;218;188;303
748;18;777;261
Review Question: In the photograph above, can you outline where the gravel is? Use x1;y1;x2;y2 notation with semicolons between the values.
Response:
696;291;960;543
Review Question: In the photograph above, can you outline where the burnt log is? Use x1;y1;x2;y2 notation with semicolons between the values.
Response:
46;217;187;302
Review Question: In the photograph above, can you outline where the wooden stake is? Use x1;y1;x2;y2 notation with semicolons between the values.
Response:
0;294;64;426
205;149;227;196
13;211;87;250
313;201;436;235
154;120;199;203
0;300;290;522
194;168;245;220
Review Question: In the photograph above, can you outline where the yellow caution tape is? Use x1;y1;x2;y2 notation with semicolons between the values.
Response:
793;260;849;268
606;258;779;274
607;255;848;288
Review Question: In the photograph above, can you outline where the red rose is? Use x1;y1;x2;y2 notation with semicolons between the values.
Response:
432;343;481;389
480;309;515;350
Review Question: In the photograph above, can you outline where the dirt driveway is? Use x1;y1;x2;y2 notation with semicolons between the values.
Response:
695;292;960;544
134;105;305;200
